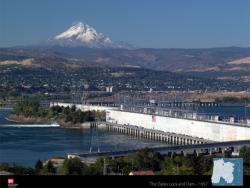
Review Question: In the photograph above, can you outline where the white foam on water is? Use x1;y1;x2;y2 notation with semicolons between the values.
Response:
0;123;60;128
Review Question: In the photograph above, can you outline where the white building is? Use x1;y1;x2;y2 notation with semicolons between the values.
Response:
106;86;113;93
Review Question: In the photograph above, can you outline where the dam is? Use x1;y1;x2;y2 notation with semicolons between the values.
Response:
51;102;250;142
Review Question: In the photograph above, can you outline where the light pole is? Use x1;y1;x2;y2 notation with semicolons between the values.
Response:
103;158;107;175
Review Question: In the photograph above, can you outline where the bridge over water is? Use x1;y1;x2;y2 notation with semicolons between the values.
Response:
68;140;250;163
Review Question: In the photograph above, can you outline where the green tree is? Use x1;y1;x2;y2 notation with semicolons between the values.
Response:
84;157;106;175
160;156;178;175
63;106;70;115
13;99;46;118
189;156;212;175
60;158;87;175
240;146;250;160
0;163;35;175
71;105;76;112
10;166;35;175
105;157;132;175
41;160;56;175
240;146;250;175
35;160;43;175
132;148;162;171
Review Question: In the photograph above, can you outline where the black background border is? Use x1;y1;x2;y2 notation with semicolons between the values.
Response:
0;175;249;188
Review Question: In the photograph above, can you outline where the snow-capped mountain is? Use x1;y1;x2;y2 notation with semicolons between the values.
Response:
50;22;132;49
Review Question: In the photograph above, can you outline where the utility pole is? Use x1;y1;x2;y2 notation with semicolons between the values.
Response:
103;158;107;175
89;125;92;153
176;164;179;175
245;99;247;121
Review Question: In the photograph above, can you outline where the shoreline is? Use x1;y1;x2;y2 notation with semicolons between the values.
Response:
5;116;22;123
6;114;104;129
7;114;53;124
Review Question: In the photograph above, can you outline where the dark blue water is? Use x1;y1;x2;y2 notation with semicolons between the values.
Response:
198;106;250;118
0;110;167;167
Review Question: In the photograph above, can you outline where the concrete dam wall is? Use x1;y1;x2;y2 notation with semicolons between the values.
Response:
107;110;250;142
51;103;250;142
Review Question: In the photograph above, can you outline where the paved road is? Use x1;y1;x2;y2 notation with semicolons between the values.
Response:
77;140;250;158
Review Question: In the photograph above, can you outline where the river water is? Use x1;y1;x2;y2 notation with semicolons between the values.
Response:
0;110;167;167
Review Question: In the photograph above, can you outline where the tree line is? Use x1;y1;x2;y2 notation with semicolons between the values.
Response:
1;146;250;175
13;99;106;124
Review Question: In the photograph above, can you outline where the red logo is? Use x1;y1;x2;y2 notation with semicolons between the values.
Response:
8;178;14;184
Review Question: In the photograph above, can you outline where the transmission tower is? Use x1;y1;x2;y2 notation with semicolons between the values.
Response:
89;122;100;153
70;81;77;104
70;80;84;104
81;80;89;105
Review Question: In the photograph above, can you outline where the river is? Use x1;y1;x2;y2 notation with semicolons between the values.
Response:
0;110;167;167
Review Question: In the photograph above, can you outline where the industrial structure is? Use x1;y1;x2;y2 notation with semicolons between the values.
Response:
51;102;250;142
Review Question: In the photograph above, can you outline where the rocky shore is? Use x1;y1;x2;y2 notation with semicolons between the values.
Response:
6;114;102;129
7;114;53;124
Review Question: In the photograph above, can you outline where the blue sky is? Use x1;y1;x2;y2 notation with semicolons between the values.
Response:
0;0;250;48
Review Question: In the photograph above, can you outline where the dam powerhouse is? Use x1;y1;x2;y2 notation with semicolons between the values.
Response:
51;102;250;143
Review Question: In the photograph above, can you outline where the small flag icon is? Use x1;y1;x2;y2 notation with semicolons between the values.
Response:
8;178;14;184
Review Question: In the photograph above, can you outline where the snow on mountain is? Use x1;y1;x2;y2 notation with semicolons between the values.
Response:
51;22;132;49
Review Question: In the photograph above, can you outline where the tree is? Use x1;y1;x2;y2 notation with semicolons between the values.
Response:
63;106;70;115
0;163;35;175
65;114;73;122
35;160;43;175
160;156;178;175
93;110;106;121
189;156;212;175
240;146;250;175
71;105;76;112
84;158;105;175
240;146;250;161
160;156;196;175
10;166;35;175
13;99;47;117
132;148;162;171
60;158;87;175
50;105;63;116
105;157;131;175
41;160;56;175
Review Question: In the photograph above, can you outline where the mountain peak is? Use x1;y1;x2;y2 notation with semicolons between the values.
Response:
51;21;131;49
70;21;93;30
71;21;87;27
